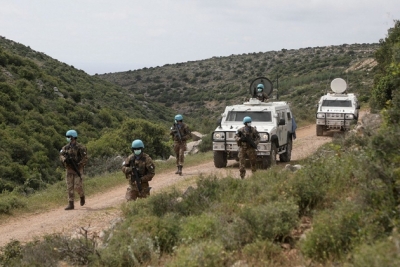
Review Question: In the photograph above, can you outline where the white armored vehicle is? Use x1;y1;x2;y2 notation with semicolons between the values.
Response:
316;78;360;136
212;77;296;169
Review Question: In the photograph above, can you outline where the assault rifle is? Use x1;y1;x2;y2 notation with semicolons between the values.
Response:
173;123;183;142
238;131;257;149
129;158;142;193
62;151;82;180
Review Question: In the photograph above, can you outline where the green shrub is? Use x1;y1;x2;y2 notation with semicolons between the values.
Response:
0;194;26;214
174;175;221;216
198;132;212;152
0;240;22;266
242;240;286;266
96;232;160;267
300;201;364;262
215;214;254;250
239;200;299;241
349;229;400;267
179;213;218;242
146;189;181;217
165;241;232;267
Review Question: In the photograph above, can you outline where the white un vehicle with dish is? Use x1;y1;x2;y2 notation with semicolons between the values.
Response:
212;77;296;169
316;78;360;136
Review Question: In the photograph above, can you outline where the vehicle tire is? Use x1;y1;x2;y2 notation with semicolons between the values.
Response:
214;151;227;168
266;143;277;168
316;125;324;136
279;138;292;162
259;156;269;169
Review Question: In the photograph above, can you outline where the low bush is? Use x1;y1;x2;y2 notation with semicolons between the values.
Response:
165;241;232;267
300;201;364;262
0;193;26;214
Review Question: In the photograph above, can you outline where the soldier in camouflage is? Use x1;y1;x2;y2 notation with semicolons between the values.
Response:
254;83;269;102
59;129;88;210
121;139;155;201
170;114;191;175
235;116;260;179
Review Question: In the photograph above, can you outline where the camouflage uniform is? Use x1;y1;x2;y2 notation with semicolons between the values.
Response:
255;92;269;102
60;142;88;202
235;126;260;179
122;153;155;201
170;122;191;170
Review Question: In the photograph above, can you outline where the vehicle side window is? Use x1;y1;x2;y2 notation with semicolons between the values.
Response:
287;112;291;120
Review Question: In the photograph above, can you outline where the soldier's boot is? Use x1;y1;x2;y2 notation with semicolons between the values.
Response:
64;201;74;210
240;171;246;179
178;166;183;175
80;196;85;206
175;166;180;174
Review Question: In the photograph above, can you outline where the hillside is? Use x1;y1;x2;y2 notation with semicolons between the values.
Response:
98;43;379;123
0;36;175;192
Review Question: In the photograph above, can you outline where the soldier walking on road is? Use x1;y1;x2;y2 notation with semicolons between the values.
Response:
235;116;260;179
60;129;88;210
170;114;191;175
121;139;155;201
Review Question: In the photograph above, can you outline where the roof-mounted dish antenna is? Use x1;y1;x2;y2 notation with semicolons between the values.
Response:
330;78;347;94
249;77;273;97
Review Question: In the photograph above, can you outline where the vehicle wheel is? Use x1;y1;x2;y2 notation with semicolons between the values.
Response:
316;125;324;136
266;143;277;168
279;138;292;162
259;156;269;169
214;151;227;168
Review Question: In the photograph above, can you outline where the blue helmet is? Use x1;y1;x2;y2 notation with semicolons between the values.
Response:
66;129;78;138
175;114;183;121
257;84;264;89
131;139;144;149
243;116;252;124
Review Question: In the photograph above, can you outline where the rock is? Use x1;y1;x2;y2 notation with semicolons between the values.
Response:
167;155;176;162
191;131;204;141
185;140;202;155
285;164;302;172
182;186;195;198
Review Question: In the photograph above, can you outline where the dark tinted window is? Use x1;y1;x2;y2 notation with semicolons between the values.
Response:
226;111;272;122
322;100;352;107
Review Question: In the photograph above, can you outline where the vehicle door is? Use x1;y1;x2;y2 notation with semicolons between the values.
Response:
277;109;287;146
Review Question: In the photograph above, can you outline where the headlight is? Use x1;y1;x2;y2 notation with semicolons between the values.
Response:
345;114;354;119
213;132;225;140
317;113;325;118
259;133;269;142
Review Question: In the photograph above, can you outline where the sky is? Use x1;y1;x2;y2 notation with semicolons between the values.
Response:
0;0;399;75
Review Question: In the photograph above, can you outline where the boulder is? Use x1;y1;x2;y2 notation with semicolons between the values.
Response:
191;131;204;141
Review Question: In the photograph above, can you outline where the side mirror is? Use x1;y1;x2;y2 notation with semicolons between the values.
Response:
217;118;222;128
278;119;285;126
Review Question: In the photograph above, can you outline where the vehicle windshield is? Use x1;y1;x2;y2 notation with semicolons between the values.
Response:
322;100;352;107
226;111;272;122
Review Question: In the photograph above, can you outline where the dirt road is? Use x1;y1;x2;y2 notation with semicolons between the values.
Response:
0;124;333;247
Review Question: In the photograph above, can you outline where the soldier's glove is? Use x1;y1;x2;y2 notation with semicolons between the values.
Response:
125;166;133;173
